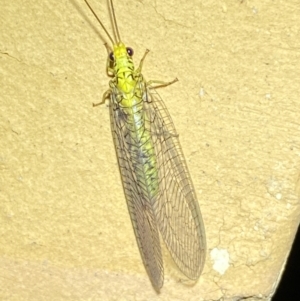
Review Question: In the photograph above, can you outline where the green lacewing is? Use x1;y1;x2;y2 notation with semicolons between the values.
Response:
84;0;206;290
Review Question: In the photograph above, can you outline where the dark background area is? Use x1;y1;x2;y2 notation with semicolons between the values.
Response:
272;225;299;300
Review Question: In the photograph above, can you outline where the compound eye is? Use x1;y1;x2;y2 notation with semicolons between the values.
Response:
109;52;114;61
126;47;134;56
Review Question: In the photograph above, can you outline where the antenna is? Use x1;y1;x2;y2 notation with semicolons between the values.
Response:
84;0;115;45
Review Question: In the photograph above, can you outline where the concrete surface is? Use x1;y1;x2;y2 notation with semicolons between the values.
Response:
1;0;300;300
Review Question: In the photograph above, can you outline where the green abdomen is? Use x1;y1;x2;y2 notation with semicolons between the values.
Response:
122;97;159;201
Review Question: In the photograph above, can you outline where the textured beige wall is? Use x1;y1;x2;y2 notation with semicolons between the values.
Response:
1;0;300;300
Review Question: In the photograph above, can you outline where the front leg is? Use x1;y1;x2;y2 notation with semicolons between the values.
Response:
93;89;111;107
136;49;150;74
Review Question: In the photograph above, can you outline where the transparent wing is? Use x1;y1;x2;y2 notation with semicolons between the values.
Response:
144;86;206;280
109;93;164;290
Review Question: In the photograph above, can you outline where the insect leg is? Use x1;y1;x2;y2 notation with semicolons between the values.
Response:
136;49;150;73
93;89;111;107
147;78;178;89
136;49;178;89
